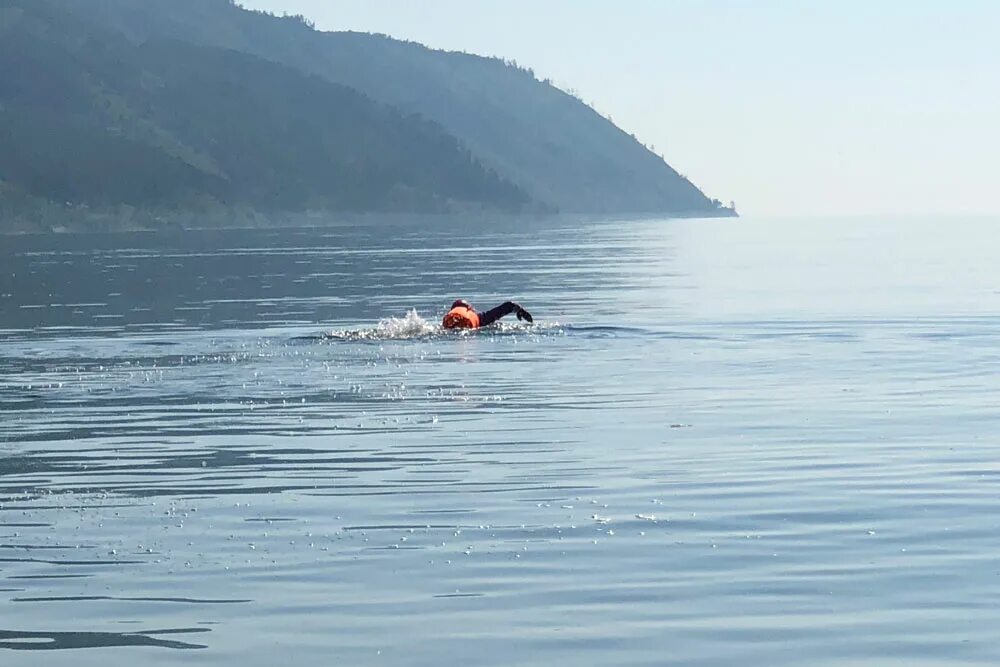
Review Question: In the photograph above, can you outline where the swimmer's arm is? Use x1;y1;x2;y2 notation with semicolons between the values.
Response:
478;301;533;326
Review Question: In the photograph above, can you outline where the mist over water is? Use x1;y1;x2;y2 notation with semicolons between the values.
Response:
2;216;1000;666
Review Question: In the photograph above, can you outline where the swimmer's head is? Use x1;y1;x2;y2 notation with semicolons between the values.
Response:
451;299;473;311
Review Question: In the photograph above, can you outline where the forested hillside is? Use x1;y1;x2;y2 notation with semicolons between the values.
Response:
0;0;530;230
0;0;733;232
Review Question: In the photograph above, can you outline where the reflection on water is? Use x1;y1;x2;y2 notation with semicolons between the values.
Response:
0;628;210;650
2;217;1000;666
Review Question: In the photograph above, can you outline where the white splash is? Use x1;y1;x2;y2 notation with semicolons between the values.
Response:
322;310;559;342
375;309;438;338
325;309;438;341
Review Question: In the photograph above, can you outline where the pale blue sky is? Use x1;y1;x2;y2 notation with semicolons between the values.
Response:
240;1;999;216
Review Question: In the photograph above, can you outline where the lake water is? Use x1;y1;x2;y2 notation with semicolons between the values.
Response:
2;216;1000;666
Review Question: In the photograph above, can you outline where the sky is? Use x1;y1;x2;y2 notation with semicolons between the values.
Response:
240;1;1000;217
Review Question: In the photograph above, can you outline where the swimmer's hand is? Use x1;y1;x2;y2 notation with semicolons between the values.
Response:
515;305;533;323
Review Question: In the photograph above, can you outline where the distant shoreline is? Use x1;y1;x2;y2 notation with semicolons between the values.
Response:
0;206;738;236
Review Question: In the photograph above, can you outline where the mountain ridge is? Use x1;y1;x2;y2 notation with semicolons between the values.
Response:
0;0;734;232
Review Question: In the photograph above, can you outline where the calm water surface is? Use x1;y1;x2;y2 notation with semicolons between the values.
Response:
2;216;1000;665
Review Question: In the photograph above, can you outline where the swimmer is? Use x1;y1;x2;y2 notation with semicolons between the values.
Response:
442;299;533;329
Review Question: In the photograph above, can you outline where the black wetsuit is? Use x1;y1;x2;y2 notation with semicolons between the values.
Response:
477;301;525;326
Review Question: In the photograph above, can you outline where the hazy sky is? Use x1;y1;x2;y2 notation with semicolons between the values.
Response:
240;1;999;216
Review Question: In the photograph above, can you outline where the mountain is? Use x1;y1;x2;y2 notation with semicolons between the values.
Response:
0;0;733;232
0;0;531;229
